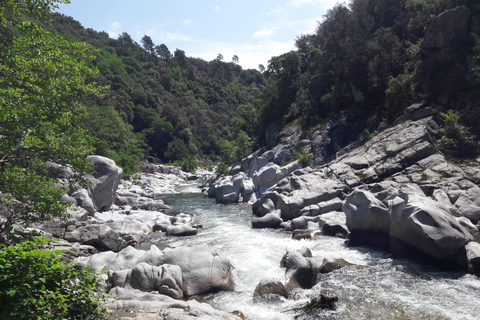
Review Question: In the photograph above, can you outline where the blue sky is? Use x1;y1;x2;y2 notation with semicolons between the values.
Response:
56;0;341;70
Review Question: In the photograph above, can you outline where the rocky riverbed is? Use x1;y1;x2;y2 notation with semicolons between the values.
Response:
35;158;240;320
206;113;480;275
32;107;480;319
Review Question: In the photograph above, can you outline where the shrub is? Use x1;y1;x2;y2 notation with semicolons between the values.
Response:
181;156;198;173
293;148;313;167
0;237;108;320
439;110;479;159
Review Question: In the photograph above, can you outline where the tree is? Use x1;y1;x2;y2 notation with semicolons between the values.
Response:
0;0;103;235
164;138;190;162
174;48;187;67
155;43;171;61
258;64;265;73
216;53;224;61
118;32;134;49
141;34;154;58
0;237;108;319
232;55;239;64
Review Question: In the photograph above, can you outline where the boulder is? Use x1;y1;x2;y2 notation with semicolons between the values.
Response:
253;279;288;300
271;145;292;165
86;155;123;211
253;162;279;187
241;178;255;198
108;287;240;319
166;224;198;237
64;224;127;252
50;239;98;262
130;263;183;299
251;211;283;229
343;189;391;249
422;6;470;51
156;244;234;296
280;247;312;268
75;250;118;273
252;198;276;217
319;211;349;238
454;193;480;222
136;245;164;266
283;249;318;292
214;174;244;203
290;216;320;231
103;246;147;271
318;258;355;274
300;198;344;216
70;188;96;216
463;242;480;275
257;171;345;221
389;192;473;263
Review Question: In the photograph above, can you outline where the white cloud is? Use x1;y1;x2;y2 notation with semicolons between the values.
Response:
183;19;195;25
107;21;122;38
291;0;340;8
163;32;191;42
253;27;277;39
214;6;220;12
297;17;323;35
187;39;296;70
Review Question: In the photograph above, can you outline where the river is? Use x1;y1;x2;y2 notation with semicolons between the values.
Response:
144;180;480;320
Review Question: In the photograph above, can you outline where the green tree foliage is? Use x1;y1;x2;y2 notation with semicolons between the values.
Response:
216;130;253;175
156;43;171;61
0;237;107;319
0;0;103;234
165;138;190;162
293;148;313;167
83;104;143;177
47;13;265;167
439;110;479;158
140;34;154;58
259;0;479;156
0;2;108;318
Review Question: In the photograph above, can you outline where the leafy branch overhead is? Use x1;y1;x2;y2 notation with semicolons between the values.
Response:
0;0;104;233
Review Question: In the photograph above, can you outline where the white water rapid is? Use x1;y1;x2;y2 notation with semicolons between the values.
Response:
142;180;480;320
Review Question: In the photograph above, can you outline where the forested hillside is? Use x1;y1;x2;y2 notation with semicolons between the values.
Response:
48;13;265;174
259;0;480;160
46;0;480;177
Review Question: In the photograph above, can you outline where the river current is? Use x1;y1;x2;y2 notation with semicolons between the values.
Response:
144;180;480;320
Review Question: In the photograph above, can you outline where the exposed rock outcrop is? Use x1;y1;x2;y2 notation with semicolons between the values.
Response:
75;244;235;297
108;287;241;320
211;114;480;272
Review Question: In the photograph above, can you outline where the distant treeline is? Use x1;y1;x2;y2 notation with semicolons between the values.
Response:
48;13;265;174
49;0;480;174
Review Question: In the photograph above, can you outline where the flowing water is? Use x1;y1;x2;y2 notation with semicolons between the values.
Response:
145;181;480;320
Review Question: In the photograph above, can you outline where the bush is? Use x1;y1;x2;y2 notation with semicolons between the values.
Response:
439;110;479;159
0;237;108;320
293;148;313;167
181;156;198;173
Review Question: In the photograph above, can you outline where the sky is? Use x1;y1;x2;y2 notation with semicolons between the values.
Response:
56;0;342;70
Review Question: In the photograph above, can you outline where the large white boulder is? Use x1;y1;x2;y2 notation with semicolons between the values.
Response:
86;155;123;212
157;244;234;296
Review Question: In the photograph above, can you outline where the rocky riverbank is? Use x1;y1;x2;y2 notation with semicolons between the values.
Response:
33;114;480;319
34;158;242;320
205;109;480;303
